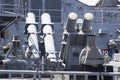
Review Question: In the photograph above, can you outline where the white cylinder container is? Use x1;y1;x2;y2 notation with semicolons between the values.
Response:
41;13;53;24
43;25;56;62
27;24;40;59
26;12;38;24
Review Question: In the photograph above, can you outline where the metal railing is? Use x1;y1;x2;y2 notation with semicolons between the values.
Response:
0;0;25;15
0;70;120;80
0;0;63;24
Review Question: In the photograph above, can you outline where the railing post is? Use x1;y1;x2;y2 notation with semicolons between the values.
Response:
73;74;76;80
97;74;100;80
38;73;41;80
33;73;37;79
21;73;24;79
8;73;12;79
101;73;104;80
50;74;53;80
85;75;88;80
62;73;64;80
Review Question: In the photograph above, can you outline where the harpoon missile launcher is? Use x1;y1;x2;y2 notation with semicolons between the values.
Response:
41;13;57;63
25;12;40;59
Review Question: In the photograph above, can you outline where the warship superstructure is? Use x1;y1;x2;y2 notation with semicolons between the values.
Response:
0;0;120;80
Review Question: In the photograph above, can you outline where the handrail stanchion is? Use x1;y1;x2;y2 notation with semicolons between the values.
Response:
97;74;100;80
85;75;88;80
101;73;104;80
73;74;76;80
38;73;41;80
21;74;24;79
33;73;37;79
50;74;53;80
9;73;12;79
62;73;64;80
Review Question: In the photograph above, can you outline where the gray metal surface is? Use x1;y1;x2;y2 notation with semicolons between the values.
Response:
0;0;120;80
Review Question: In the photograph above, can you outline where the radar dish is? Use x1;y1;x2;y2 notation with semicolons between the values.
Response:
77;0;101;6
77;0;120;7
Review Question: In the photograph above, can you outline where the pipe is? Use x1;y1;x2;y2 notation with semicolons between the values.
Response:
81;13;94;33
66;12;78;32
59;29;68;62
